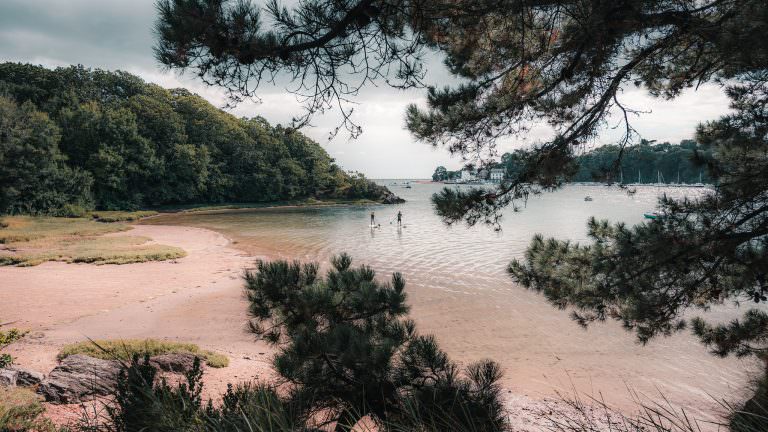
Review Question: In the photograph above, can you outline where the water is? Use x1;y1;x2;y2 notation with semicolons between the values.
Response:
147;183;756;418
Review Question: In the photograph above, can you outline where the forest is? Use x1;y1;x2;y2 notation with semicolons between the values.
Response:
433;140;714;184
0;63;391;215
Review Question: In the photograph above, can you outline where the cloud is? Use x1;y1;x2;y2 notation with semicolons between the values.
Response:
0;0;733;178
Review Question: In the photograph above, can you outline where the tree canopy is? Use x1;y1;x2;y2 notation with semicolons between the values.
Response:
0;63;392;214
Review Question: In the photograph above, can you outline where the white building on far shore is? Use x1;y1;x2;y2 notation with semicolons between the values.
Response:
460;169;476;182
490;168;505;183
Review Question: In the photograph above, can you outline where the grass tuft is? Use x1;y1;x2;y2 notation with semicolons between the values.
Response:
58;338;229;368
0;216;185;266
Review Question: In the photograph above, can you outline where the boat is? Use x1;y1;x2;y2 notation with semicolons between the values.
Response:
644;211;662;220
584;196;593;201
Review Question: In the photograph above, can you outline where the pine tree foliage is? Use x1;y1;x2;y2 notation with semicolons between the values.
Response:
95;355;312;432
509;78;768;352
105;355;204;432
155;0;766;196
244;254;508;431
155;0;768;386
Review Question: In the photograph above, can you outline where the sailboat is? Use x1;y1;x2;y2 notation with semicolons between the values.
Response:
692;171;705;187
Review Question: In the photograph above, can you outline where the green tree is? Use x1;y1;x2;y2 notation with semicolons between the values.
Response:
245;254;507;431
0;97;92;215
432;166;448;181
0;63;397;213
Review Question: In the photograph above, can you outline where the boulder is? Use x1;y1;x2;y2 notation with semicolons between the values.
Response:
149;352;198;373
0;368;17;387
10;367;44;386
38;355;121;404
381;191;405;204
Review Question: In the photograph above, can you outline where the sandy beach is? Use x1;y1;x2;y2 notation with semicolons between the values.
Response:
0;225;283;422
0;221;747;430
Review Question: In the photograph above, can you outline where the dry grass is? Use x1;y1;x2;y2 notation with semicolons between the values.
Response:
0;216;185;266
0;216;128;243
59;338;229;368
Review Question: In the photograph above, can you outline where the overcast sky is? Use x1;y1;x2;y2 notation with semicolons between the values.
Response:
0;0;733;178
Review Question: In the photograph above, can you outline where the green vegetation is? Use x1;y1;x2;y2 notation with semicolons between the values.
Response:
0;216;127;244
58;338;228;368
94;356;307;432
0;63;395;216
90;211;158;223
569;140;713;184
433;140;714;184
0;320;26;368
731;371;768;431
0;388;56;432
156;197;382;214
244;254;507;431
155;0;768;427
0;216;184;266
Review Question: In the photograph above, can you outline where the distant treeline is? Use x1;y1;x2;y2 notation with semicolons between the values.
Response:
433;140;713;184
0;63;390;215
570;140;713;183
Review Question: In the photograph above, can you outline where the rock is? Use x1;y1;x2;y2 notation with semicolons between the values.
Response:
149;353;198;373
38;355;121;404
381;191;405;204
0;368;18;387
9;367;44;386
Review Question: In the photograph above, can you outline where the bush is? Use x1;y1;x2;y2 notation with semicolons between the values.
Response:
53;204;90;218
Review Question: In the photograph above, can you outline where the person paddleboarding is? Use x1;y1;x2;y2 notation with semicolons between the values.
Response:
396;210;402;227
370;211;376;227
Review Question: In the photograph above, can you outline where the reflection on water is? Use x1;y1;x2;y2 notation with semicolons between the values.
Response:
147;183;755;418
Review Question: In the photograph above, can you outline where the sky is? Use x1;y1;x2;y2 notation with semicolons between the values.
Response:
0;0;734;178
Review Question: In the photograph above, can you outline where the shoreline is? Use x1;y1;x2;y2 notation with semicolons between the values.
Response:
0;221;735;430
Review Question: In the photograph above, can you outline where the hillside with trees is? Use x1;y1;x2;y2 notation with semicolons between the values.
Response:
433;140;714;184
0;63;395;215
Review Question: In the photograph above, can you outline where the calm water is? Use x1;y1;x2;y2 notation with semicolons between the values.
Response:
148;183;756;418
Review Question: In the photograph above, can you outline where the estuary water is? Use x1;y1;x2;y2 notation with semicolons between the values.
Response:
147;183;757;419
